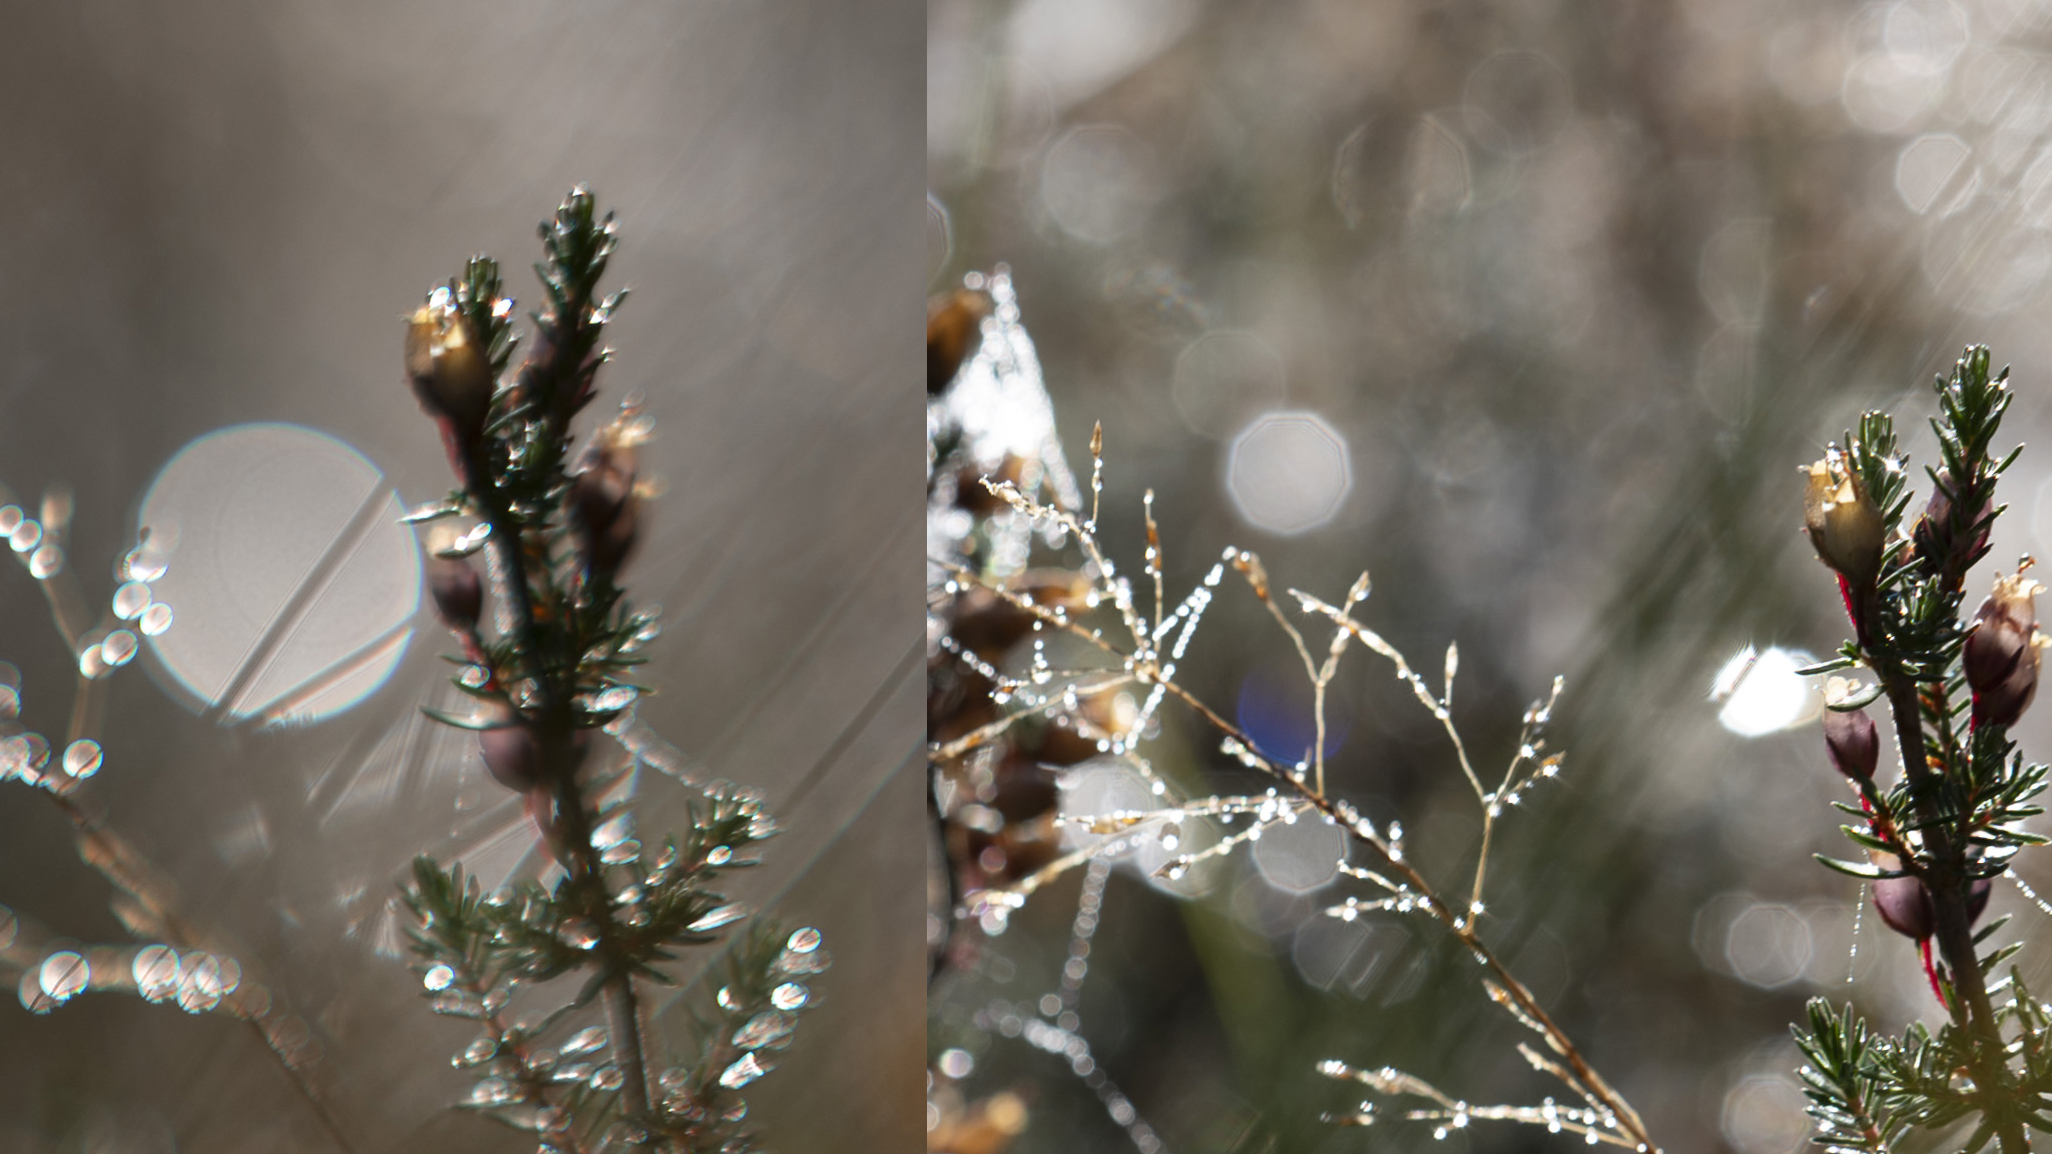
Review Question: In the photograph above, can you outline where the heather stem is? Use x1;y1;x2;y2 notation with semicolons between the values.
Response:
1881;675;2027;1153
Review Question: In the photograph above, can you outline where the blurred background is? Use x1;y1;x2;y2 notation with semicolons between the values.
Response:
0;2;921;1152
928;0;2052;1151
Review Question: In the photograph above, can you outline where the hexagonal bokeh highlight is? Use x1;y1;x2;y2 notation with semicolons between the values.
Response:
1226;410;1352;535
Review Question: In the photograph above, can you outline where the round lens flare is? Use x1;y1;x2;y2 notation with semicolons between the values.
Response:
138;423;421;727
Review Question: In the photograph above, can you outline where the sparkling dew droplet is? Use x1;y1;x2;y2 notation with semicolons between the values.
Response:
786;927;821;953
560;1026;608;1056
112;581;152;620
124;546;167;583
731;1010;796;1050
62;739;102;779
423;964;456;992
101;630;139;667
28;545;61;580
769;982;808;1011
9;520;42;553
706;845;733;866
139;602;173;636
0;506;18;536
589;1064;626;1092
0;684;17;722
716;985;740;1011
719;1052;770;1089
467;1077;515;1107
39;951;88;1002
687;903;747;933
133;945;179;1003
78;644;110;680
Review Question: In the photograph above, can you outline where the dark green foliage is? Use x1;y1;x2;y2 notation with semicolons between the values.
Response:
395;189;824;1154
1797;349;2052;1153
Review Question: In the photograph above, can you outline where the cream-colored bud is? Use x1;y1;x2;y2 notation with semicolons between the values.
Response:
1803;451;1885;586
404;296;493;443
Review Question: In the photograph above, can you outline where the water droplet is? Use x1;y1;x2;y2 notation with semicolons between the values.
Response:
0;684;17;722
112;581;152;620
123;545;167;583
78;645;110;680
133;945;179;1002
591;813;633;850
178;954;226;1013
716;985;740;1011
600;839;641;866
718;1052;770;1089
687;903;747;933
433;989;484;1017
785;927;822;953
39;951;88;1002
139;602;173;636
589;1064;625;1092
424;964;456;991
482;987;509;1013
28;545;61;580
592;685;636;712
722;1101;747;1122
706;845;733;866
9;520;42;553
467;1077;515;1107
0;507;19;536
62;740;102;779
560;1026;607;1056
769;982;808;1011
461;1036;498;1065
459;665;489;688
731;1010;796;1050
560;920;599;950
774;946;831;977
101;631;138;667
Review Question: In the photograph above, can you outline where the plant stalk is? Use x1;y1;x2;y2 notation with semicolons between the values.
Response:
1882;675;2028;1153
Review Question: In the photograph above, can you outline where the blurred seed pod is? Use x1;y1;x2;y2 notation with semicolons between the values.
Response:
928;288;992;396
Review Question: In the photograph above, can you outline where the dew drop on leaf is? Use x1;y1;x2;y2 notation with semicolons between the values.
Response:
769;982;808;1011
140;602;173;636
687;903;747;933
560;1026;607;1056
112;581;152;620
424;964;456;991
62;739;101;779
718;1052;770;1089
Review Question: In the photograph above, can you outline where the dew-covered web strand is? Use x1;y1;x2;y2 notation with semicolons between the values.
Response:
948;465;1656;1152
0;485;359;1153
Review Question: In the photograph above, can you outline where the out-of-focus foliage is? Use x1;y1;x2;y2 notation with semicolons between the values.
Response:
930;1;2052;1151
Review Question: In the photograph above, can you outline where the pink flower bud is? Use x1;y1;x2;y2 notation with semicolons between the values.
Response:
1803;450;1885;587
1913;469;1990;575
570;441;639;579
427;556;483;631
1872;869;1994;941
1964;570;2049;729
1822;707;1878;781
1873;874;1933;940
479;726;542;792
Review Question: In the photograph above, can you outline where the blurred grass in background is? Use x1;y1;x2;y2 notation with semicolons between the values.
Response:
928;1;2052;1150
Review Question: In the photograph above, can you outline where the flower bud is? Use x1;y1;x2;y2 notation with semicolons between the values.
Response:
1913;469;1990;575
570;440;639;580
479;725;542;792
427;556;483;632
1821;706;1878;781
1872;862;1995;941
1803;451;1886;587
405;292;494;448
1873;874;1934;940
1964;570;2049;729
